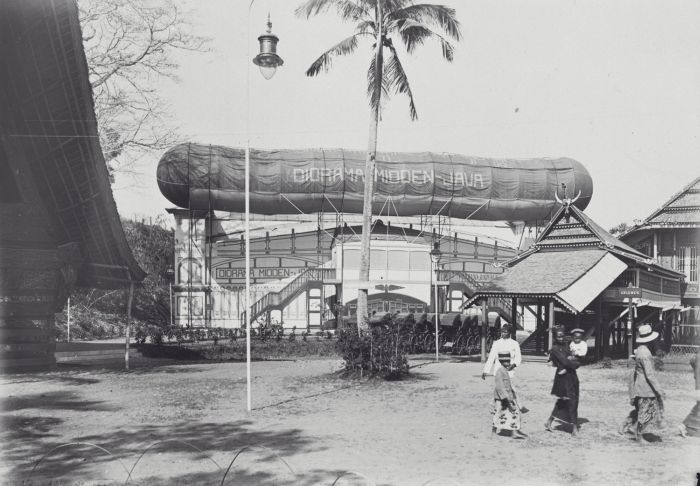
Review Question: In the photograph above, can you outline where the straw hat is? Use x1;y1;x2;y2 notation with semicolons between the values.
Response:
571;328;584;336
636;324;659;344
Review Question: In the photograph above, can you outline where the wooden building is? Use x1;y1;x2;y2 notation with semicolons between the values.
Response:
464;199;683;359
621;176;700;349
0;0;145;369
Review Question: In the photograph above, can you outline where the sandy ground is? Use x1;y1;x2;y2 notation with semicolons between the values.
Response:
1;356;699;486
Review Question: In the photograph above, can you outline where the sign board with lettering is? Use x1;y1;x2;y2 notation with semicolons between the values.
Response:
158;144;593;222
603;287;642;300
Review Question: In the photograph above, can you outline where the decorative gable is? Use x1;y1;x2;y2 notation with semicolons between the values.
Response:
643;176;700;227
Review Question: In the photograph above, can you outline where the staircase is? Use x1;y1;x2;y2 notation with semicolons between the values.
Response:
519;327;549;356
438;269;523;329
247;267;337;323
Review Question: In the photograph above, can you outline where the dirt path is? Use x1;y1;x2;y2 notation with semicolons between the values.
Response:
1;357;698;485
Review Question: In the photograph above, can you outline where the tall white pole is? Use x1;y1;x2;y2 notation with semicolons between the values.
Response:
125;281;134;371
434;263;439;362
67;296;71;343
245;0;255;413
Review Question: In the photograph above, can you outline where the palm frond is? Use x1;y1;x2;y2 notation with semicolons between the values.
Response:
305;33;366;76
366;50;389;118
397;21;454;61
295;0;371;22
355;19;376;35
389;4;462;41
384;45;418;120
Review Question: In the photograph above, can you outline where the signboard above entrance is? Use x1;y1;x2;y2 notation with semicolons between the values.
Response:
157;144;593;222
604;287;643;299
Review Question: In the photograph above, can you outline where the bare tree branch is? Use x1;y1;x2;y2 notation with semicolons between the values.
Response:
78;0;210;179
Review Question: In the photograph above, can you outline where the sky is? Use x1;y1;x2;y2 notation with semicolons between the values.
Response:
112;0;700;232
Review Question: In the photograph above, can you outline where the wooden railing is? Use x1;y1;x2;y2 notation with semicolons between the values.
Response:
246;267;337;323
437;269;521;327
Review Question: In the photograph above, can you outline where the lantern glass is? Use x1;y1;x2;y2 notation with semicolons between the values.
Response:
259;65;277;80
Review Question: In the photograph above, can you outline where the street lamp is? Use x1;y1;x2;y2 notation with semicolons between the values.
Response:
430;241;442;362
253;14;284;80
165;267;175;327
245;3;284;412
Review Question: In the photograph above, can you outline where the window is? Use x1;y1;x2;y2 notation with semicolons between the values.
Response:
370;249;387;269
388;250;409;269
343;249;360;269
678;246;698;283
178;259;202;284
449;290;464;312
409;251;430;271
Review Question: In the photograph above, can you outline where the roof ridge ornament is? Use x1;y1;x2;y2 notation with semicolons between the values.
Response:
555;183;581;223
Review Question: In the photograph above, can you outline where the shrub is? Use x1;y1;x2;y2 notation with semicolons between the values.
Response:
133;325;147;344
150;326;164;346
336;316;410;379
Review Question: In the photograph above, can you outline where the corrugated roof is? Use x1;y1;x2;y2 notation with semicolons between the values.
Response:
0;0;145;287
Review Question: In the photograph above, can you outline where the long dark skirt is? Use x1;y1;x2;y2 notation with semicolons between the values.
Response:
550;370;579;425
551;397;578;426
621;397;666;434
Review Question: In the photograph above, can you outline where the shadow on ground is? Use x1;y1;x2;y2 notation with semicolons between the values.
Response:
3;418;333;485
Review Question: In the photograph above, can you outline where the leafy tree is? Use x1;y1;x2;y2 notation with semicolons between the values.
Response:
608;222;630;237
78;0;209;180
296;0;461;328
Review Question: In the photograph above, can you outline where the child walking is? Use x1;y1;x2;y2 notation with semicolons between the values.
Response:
492;351;527;439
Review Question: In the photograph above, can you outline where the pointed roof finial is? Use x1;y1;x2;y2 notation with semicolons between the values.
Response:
266;12;272;33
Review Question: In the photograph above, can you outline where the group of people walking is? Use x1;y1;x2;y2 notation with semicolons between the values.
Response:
481;322;700;442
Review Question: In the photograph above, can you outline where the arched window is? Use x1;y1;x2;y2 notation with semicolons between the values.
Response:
178;259;202;284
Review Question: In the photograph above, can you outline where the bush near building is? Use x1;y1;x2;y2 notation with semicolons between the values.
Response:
55;218;174;340
336;314;411;379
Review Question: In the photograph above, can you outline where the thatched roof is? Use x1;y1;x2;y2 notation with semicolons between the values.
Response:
0;0;145;287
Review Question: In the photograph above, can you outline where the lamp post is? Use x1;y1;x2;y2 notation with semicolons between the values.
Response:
245;2;284;412
166;267;175;327
430;241;442;362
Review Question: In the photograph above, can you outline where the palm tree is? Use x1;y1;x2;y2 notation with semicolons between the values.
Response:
296;0;461;329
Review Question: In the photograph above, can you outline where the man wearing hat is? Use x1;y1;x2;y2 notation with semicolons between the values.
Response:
492;350;527;439
569;328;587;359
619;323;666;442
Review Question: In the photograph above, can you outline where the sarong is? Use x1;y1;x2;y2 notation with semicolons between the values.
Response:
551;397;578;426
492;399;521;431
620;397;666;434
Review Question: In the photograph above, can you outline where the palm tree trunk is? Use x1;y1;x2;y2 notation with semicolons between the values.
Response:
357;1;383;331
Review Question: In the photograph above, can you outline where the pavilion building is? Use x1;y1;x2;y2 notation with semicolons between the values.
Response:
620;176;700;351
464;200;684;359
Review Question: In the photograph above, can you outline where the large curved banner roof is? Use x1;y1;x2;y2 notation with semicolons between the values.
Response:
158;143;593;222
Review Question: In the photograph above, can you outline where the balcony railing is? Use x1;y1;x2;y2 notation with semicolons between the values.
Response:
436;269;521;326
